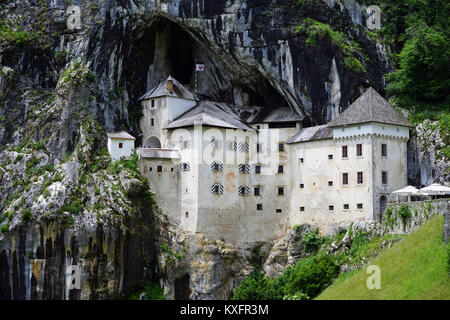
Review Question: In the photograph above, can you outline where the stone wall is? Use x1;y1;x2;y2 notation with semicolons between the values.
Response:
382;199;449;234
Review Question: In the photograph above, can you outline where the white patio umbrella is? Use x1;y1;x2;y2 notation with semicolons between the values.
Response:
392;186;419;202
420;183;450;196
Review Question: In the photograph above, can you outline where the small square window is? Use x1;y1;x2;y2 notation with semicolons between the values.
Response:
278;187;284;196
300;184;304;189
256;125;261;130
157;166;163;173
328;181;333;187
255;165;261;174
119;143;123;149
278;143;285;152
278;165;284;174
328;154;333;160
300;207;305;212
185;212;189;218
343;204;349;210
357;203;363;209
254;187;261;196
257;204;263;211
329;205;334;211
299;158;304;164
276;209;282;213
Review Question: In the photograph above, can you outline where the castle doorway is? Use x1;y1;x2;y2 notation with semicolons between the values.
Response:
380;195;387;222
174;274;191;300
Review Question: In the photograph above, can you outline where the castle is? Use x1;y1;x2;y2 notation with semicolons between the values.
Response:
108;76;412;246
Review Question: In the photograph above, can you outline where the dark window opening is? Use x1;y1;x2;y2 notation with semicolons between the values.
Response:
278;143;284;152
356;144;362;157
329;205;334;211
300;207;305;212
269;122;297;129
342;146;348;158
343;173;349;185
174;275;191;300
255;165;261;174
157;166;163;173
357;203;363;209
278;187;284;196
278;165;284;174
328;154;333;160
382;144;387;157
357;172;364;184
151;118;155;127
382;171;388;185
328;181;333;186
119;143;123;149
276;209;282;213
300;184;304;189
343;204;349;210
257;204;263;211
254;187;261;196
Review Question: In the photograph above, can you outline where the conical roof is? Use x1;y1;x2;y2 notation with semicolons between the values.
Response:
329;88;412;128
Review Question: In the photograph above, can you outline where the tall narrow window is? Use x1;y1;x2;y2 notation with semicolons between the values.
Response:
151;100;155;109
382;144;387;157
151;118;155;127
357;172;364;184
256;143;262;153
382;171;388;185
255;165;261;174
278;165;284;174
278;143;285;152
342;173;349;185
254;187;261;196
119;143;123;149
342;146;348;158
278;187;284;196
356;144;362;157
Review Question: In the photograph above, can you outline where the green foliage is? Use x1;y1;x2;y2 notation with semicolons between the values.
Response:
61;198;83;214
398;204;412;231
129;282;165;300
231;271;285;300
300;227;321;255
0;20;36;47
21;208;32;221
282;254;340;298
0;223;9;234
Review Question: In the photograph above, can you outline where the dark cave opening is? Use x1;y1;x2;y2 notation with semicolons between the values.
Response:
168;25;195;85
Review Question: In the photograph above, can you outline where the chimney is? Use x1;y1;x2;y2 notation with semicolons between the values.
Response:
167;79;174;94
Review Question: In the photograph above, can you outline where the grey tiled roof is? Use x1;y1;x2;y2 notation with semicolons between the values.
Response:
329;88;413;127
251;107;304;123
287;125;333;144
139;76;196;101
107;132;136;140
165;101;254;131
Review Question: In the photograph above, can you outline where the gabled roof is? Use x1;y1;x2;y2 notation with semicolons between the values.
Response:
107;132;136;140
165;101;254;131
329;87;413;128
287;125;333;144
139;76;196;101
251;107;304;124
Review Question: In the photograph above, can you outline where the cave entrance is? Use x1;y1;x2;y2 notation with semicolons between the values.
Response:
174;274;191;300
168;25;195;85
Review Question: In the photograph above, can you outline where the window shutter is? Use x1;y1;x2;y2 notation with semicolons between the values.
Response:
233;141;238;151
245;186;250;196
211;162;216;172
179;163;183;172
219;184;224;195
218;163;224;172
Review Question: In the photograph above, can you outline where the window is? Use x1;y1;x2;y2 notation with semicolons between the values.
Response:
257;204;263;211
254;187;261;196
256;125;261;130
382;171;388;185
300;184;304;189
328;154;333;160
239;142;249;153
238;186;250;196
342;146;348;158
211;137;223;151
171;167;174;172
357;203;363;209
299;158;304;164
119;143;123;149
328;181;333;187
151;100;155;109
357;172;364;184
149;166;152;172
255;165;261;174
278;187;284;196
278;165;284;174
342;173;349;185
356;144;362;157
276;209;282;213
185;212;189;218
278;143;285;152
157;166;163;173
343;204;349;210
329;205;334;211
151;118;155;127
382;144;387;157
179;162;190;172
239;164;250;174
211;162;223;172
256;143;262;153
300;207;305;212
211;184;224;195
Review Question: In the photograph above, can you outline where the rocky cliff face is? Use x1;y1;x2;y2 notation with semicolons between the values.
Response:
0;0;445;300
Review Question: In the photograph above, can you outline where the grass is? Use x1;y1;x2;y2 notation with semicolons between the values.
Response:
317;216;449;300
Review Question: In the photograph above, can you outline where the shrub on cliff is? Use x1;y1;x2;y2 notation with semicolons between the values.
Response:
231;272;284;300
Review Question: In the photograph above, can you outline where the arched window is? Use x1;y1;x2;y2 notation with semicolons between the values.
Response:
143;136;162;149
